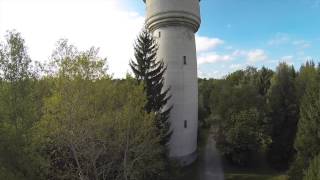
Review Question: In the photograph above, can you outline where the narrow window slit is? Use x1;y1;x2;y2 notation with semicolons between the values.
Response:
183;56;187;65
184;120;187;128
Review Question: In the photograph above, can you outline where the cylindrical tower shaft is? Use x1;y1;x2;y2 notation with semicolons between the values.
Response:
143;0;201;166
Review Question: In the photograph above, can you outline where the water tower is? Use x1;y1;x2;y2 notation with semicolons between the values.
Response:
143;0;201;165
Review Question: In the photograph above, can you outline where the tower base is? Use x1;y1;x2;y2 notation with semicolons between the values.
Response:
173;150;198;166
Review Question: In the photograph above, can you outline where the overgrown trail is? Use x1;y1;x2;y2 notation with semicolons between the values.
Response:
199;136;224;180
180;134;224;180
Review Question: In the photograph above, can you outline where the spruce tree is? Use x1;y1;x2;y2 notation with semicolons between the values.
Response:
130;28;172;146
295;61;317;103
257;66;274;97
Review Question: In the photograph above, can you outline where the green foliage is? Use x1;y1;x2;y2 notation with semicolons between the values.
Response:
205;67;270;166
257;66;274;96
225;173;288;180
198;78;215;128
267;63;299;170
0;31;44;179
1;30;320;179
303;154;320;180
289;65;320;180
130;28;172;147
0;33;169;180
295;61;317;102
34;40;165;180
218;108;266;166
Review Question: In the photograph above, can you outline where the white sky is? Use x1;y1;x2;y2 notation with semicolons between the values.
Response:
0;0;229;78
0;0;145;78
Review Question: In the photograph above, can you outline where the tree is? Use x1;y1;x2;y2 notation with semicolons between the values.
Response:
295;61;317;103
212;67;270;166
217;108;265;166
130;28;172;146
267;63;299;170
257;66;274;97
0;31;43;179
289;69;320;180
36;40;165;180
198;78;215;128
303;154;320;180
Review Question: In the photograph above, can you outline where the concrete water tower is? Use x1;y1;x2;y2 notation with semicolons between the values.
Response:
143;0;201;165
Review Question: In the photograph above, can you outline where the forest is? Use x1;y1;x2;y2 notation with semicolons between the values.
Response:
0;30;319;180
198;61;320;179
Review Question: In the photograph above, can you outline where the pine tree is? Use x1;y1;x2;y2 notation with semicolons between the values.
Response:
130;28;172;146
257;66;274;97
295;61;317;103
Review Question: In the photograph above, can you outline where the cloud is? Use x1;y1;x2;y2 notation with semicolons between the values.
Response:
232;50;247;56
247;49;268;62
268;33;312;50
196;35;230;65
268;33;290;46
0;0;144;78
229;64;244;70
198;70;225;79
197;52;233;65
196;35;224;52
281;55;293;61
197;48;268;65
293;40;311;49
225;46;233;50
232;49;268;63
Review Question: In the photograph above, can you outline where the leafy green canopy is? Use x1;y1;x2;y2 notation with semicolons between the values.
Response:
207;67;271;167
35;40;165;180
267;63;299;170
0;31;43;179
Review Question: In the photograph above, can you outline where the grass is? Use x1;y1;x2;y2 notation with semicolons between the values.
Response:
223;156;288;180
225;173;288;180
223;151;288;180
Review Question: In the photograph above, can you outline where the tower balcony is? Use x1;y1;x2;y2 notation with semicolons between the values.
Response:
143;0;201;32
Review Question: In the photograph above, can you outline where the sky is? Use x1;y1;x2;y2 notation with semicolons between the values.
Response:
0;0;319;78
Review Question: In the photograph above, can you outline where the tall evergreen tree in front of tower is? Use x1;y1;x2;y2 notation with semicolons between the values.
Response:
130;28;172;147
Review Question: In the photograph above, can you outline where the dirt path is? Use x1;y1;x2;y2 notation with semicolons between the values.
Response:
180;134;224;180
198;136;224;180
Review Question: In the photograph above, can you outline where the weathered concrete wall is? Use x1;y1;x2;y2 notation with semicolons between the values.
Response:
144;0;201;166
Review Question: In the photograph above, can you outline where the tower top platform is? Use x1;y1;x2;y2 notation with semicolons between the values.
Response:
143;0;201;32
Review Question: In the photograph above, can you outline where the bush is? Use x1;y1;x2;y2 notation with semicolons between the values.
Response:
303;154;320;180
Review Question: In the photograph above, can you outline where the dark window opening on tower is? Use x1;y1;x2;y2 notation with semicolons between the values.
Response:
184;120;187;128
183;56;187;65
158;31;161;38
